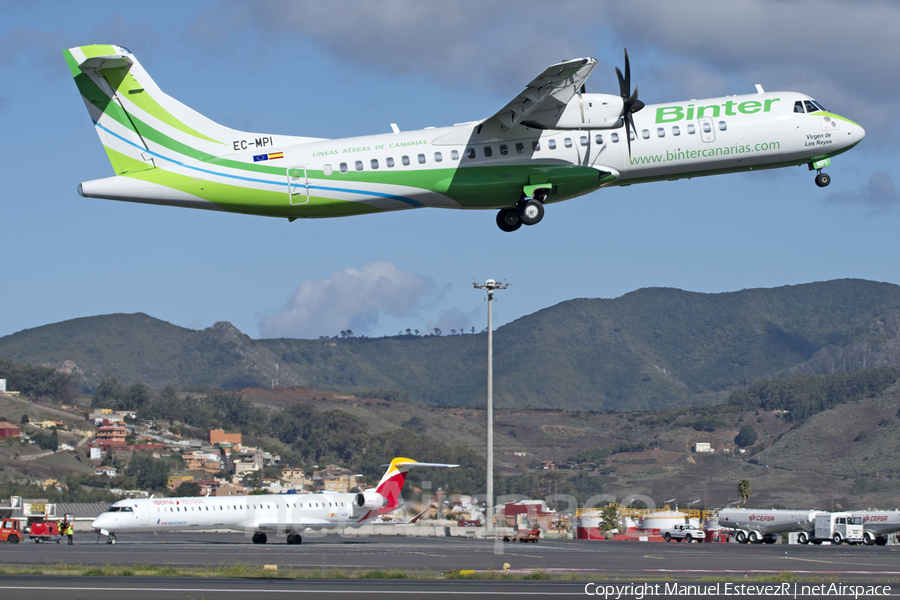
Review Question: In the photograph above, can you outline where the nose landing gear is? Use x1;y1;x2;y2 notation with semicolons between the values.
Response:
810;158;831;188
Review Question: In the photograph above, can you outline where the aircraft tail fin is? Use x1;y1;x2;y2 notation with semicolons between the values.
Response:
63;45;318;178
374;458;458;513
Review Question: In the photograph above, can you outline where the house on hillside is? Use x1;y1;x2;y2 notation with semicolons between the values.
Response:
0;421;21;439
209;429;241;448
93;420;127;448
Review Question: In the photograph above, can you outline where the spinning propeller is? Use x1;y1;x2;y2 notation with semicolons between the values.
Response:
615;49;645;157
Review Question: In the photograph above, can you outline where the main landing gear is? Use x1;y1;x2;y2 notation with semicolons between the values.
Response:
251;532;268;544
286;533;303;545
496;190;547;233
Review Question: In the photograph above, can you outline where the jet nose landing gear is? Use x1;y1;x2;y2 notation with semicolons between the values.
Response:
815;172;831;188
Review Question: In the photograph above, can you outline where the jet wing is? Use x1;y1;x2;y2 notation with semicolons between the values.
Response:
485;58;597;132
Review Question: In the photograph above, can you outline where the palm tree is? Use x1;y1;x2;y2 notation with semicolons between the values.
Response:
737;479;752;504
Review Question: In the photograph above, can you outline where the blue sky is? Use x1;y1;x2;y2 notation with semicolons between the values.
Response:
2;0;899;340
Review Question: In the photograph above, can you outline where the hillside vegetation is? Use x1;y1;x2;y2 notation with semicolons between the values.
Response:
3;279;900;412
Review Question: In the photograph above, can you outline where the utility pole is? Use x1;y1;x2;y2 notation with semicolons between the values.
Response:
473;278;509;535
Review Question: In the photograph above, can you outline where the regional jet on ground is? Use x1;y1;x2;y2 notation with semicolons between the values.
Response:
92;458;456;544
65;45;865;232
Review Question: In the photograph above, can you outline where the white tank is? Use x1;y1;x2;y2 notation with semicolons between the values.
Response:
638;510;700;531
718;508;822;534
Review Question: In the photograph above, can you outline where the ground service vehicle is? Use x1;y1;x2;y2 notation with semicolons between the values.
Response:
26;520;62;543
498;527;541;543
718;508;823;544
0;519;22;543
811;513;864;545
662;524;704;543
851;511;900;546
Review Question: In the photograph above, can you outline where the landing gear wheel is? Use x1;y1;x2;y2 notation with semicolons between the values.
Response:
517;198;544;226
287;533;303;545
252;532;268;544
496;208;522;232
815;172;831;187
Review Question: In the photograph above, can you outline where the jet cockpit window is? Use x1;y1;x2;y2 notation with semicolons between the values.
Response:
794;100;805;113
811;100;828;112
804;100;820;114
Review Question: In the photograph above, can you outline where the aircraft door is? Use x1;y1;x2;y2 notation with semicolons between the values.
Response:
288;167;309;205
699;117;716;143
139;503;150;526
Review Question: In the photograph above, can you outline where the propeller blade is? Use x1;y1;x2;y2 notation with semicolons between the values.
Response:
615;67;626;98
623;49;631;98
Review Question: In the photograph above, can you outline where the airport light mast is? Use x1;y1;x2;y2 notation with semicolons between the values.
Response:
473;278;509;535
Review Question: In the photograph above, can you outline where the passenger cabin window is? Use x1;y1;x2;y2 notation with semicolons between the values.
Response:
611;132;619;143
434;152;442;162
402;155;410;165
339;163;348;173
323;164;333;176
702;121;712;133
594;134;603;144
515;143;524;154
499;144;509;155
466;148;475;159
672;126;680;136
718;121;727;131
794;100;805;113
386;157;395;168
451;149;459;160
548;139;557;150
641;129;650;139
564;138;573;148
532;141;541;151
370;159;379;169
483;146;493;157
580;136;588;146
656;128;665;138
687;124;696;134
417;153;426;164
355;160;363;171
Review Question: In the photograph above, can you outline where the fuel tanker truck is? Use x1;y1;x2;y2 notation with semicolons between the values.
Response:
717;508;824;544
851;510;900;546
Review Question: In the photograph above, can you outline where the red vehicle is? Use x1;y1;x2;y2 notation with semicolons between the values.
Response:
26;520;62;543
1;519;22;543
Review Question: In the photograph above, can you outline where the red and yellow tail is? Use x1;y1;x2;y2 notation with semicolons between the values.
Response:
374;458;458;514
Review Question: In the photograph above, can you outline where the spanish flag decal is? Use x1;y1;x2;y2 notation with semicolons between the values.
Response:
253;152;284;162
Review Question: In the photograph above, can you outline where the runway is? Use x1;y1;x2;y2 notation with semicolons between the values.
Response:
2;534;899;599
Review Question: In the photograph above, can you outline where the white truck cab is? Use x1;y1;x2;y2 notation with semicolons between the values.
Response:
812;512;864;545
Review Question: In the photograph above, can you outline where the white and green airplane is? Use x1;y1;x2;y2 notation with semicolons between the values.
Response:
65;45;865;232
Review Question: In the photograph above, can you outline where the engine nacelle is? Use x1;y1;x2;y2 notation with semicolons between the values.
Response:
525;93;624;130
356;491;386;510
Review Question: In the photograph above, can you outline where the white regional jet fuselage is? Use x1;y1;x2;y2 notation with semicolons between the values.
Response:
65;46;865;232
92;458;455;544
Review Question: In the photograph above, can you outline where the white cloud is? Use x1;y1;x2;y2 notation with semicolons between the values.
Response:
258;261;443;339
825;171;900;215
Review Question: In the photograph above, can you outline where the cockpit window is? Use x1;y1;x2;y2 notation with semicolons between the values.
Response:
106;506;133;513
793;101;805;114
804;100;819;114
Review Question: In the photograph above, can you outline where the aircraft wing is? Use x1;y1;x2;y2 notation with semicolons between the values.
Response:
485;57;597;132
